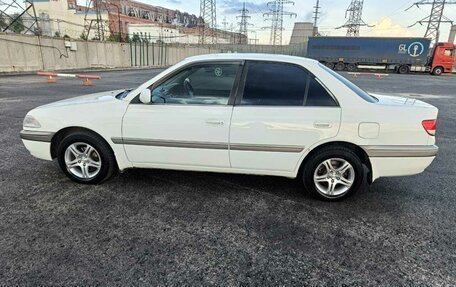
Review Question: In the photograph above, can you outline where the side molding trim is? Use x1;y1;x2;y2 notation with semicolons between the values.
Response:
361;145;438;157
111;137;304;153
20;130;55;142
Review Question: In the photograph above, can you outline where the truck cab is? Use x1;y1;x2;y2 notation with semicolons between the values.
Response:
430;42;456;75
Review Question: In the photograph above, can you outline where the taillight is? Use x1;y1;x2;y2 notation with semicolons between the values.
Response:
422;119;437;136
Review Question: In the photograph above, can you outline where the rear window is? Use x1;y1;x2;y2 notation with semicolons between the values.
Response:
319;63;378;103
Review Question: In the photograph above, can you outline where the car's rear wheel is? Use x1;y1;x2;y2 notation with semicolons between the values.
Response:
57;132;117;184
302;146;364;201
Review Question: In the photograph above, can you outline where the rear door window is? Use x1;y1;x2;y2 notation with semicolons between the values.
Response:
306;77;338;107
239;61;339;107
240;62;308;106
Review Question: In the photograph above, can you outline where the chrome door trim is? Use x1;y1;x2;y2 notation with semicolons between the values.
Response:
361;145;438;157
111;138;228;150
112;137;304;153
230;143;304;153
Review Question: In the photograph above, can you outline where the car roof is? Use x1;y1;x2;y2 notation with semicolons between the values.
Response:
183;53;318;65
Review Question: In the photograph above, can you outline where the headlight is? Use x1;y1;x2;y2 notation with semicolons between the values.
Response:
23;115;41;128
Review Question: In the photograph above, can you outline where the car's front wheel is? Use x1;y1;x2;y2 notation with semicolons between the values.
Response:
302;146;365;201
57;132;117;184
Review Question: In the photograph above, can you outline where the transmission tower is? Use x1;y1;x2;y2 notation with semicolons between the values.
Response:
82;0;107;41
264;0;297;45
312;0;321;36
337;0;368;36
407;0;456;44
0;0;40;35
199;0;217;44
237;2;252;44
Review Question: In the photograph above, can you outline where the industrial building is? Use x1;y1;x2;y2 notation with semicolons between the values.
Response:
289;22;315;45
27;0;244;43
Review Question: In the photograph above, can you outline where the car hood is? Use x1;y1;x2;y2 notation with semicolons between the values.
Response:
37;89;126;109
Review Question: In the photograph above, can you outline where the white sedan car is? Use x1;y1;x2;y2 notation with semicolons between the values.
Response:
21;54;438;201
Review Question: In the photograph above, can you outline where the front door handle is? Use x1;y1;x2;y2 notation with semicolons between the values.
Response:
314;122;332;128
206;120;224;126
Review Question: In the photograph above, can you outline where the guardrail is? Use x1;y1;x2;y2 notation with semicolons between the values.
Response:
37;72;101;86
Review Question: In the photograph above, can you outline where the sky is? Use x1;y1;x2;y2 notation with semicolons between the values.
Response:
138;0;456;44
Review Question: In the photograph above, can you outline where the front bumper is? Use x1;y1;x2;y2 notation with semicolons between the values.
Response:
20;130;54;161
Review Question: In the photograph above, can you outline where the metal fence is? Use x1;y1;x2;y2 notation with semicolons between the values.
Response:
129;42;308;67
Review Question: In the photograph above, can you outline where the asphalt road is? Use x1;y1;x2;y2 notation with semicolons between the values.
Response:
1;69;455;286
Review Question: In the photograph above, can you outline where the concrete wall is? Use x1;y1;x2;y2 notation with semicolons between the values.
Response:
0;33;132;72
0;33;308;73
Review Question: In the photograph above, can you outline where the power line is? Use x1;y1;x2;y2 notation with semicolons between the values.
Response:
406;0;456;44
263;0;296;45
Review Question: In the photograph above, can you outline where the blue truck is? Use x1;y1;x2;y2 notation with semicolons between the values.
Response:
307;36;455;75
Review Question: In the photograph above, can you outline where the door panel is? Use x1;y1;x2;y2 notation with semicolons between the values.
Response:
229;61;341;173
122;105;232;167
121;62;241;168
229;107;341;172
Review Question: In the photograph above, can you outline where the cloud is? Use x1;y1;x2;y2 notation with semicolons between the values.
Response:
166;0;181;4
367;17;413;37
221;0;268;15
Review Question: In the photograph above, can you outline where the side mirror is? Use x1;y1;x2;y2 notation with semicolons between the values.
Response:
139;89;152;104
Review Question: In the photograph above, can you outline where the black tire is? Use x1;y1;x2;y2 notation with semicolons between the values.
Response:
346;63;357;72
324;62;335;69
397;65;410;74
335;63;345;71
57;131;117;184
301;146;365;201
432;66;443;76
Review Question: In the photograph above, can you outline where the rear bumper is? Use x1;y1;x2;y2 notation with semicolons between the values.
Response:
20;130;54;161
363;145;438;181
361;145;438;158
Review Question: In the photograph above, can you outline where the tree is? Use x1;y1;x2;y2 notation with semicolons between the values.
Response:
131;33;140;42
10;13;24;34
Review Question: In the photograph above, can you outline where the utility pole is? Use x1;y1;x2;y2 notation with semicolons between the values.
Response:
229;22;235;44
199;0;217;44
407;0;456;44
263;0;297;45
237;2;252;44
337;0;369;36
222;16;228;43
312;0;321;36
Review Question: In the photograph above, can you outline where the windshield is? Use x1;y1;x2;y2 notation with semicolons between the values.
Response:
319;63;378;103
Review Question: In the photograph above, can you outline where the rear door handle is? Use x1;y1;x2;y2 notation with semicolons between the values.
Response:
206;120;224;126
314;122;332;128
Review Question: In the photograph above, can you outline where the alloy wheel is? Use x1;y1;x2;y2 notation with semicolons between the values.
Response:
313;158;355;197
64;142;102;180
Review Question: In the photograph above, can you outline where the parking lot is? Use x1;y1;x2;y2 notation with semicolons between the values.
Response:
1;69;455;286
